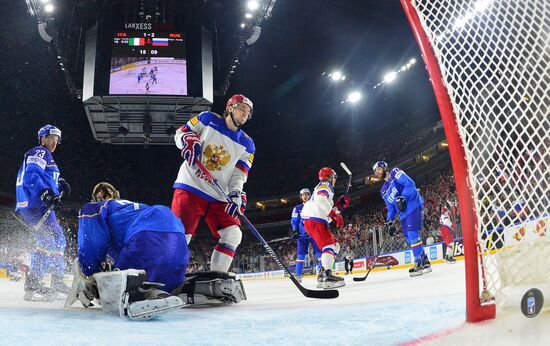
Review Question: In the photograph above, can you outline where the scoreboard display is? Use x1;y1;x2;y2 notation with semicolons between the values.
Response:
109;31;188;95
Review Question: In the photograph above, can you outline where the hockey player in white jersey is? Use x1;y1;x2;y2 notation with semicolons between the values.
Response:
171;94;255;273
302;167;349;289
439;207;457;263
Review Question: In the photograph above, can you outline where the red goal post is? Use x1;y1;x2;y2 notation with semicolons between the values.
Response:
401;0;549;322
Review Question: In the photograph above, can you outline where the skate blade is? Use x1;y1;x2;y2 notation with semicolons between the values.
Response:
316;281;346;289
409;271;424;277
127;296;183;321
445;260;457;264
423;267;433;274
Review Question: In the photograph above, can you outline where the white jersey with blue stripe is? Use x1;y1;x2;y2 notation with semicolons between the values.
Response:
173;111;255;201
301;181;334;224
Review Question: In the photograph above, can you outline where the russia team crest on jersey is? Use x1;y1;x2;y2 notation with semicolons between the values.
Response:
203;144;232;171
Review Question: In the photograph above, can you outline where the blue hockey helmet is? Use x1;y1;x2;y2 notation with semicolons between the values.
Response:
299;188;311;195
38;125;62;144
372;161;388;173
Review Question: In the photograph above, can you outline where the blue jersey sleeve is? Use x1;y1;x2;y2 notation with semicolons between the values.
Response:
385;197;398;222
78;201;112;276
394;169;417;201
291;206;300;231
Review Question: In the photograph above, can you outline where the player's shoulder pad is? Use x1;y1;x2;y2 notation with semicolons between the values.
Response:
389;167;403;179
237;130;255;153
25;146;52;169
197;111;222;122
79;200;109;218
317;181;334;192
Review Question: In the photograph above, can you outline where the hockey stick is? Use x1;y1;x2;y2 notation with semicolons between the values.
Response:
340;162;352;197
195;161;338;299
353;236;391;282
12;191;64;232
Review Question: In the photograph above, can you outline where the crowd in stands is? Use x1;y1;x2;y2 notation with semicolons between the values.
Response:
183;166;460;274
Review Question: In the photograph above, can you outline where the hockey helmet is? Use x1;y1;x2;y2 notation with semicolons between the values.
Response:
38;125;62;144
318;167;337;182
226;94;253;118
92;182;120;202
372;161;388;173
299;188;311;195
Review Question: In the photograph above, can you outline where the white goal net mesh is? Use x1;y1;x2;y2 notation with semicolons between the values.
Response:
408;0;550;303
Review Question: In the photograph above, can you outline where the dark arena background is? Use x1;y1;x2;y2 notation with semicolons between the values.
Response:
0;0;548;344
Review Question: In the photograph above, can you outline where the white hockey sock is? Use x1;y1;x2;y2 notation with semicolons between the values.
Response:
321;252;335;271
446;244;454;257
210;246;234;272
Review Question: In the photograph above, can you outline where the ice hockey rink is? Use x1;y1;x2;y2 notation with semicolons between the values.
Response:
108;61;187;95
1;261;549;345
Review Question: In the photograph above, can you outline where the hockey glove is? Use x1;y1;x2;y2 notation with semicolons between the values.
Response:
225;190;247;218
58;178;71;198
396;196;407;212
385;220;397;237
290;228;299;239
40;188;62;209
335;195;350;211
329;209;344;228
180;131;202;167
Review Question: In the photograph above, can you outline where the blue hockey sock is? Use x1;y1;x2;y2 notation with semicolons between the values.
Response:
407;231;425;262
295;254;306;276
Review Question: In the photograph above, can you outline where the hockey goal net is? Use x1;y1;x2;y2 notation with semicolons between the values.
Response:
401;0;549;321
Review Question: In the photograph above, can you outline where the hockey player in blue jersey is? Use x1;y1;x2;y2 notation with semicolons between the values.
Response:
373;161;432;277
69;182;246;319
291;188;321;282
15;125;71;301
69;182;187;320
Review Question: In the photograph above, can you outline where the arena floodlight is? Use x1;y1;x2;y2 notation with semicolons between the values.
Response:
240;23;245;28
409;58;416;64
245;13;253;19
330;71;343;81
44;4;54;12
384;71;397;83
40;0;50;3
247;1;260;11
347;91;362;103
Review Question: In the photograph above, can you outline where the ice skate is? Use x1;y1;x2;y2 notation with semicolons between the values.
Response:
444;254;457;264
316;268;345;289
23;272;56;302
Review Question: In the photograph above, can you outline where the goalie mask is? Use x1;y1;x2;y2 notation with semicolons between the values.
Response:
92;182;120;202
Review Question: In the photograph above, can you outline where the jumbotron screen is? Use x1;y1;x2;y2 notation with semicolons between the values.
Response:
109;31;187;95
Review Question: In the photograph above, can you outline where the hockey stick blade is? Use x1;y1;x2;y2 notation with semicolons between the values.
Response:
340;162;353;197
195;161;339;299
340;162;352;176
353;238;390;282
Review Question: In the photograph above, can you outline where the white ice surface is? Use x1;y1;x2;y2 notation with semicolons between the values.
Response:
1;262;549;345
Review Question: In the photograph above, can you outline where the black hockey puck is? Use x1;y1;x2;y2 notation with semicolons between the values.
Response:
520;288;544;318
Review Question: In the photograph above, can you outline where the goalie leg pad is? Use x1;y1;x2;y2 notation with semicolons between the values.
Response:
94;269;147;316
95;269;183;320
172;271;247;305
